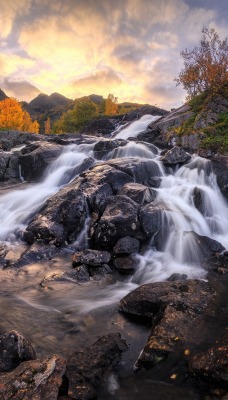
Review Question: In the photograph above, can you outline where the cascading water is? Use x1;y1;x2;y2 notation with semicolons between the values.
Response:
115;114;159;139
0;143;94;241
0;113;227;352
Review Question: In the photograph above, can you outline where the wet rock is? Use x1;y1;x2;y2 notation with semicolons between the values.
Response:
19;142;63;182
40;266;90;287
113;255;138;274
89;264;112;281
117;182;157;205
119;280;214;368
211;155;228;200
66;333;127;400
0;330;36;372
24;183;87;246
113;236;140;255
94;195;141;249
206;251;228;275
0;130;45;151
94;139;128;159
193;187;203;213
72;249;111;267
0;355;66;400
189;335;228;384
189;231;225;261
86;182;114;214
167;273;188;281
82;163;133;193
139;203;165;238
15;243;59;267
160;146;191;166
107;158;162;187
84;116;117;136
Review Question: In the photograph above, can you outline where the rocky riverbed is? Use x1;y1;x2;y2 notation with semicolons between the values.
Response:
0;117;227;399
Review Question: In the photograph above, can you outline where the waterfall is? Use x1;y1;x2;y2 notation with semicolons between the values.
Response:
0;144;93;241
0;114;227;314
115;114;159;139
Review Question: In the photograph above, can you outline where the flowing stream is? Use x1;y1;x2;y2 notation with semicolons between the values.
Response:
0;115;227;397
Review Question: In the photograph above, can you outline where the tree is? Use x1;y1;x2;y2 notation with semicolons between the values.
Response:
52;99;98;133
105;94;118;115
44;117;51;134
0;98;39;132
175;27;228;99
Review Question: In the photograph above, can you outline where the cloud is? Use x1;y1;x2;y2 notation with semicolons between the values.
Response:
1;78;40;101
0;0;31;39
0;0;226;108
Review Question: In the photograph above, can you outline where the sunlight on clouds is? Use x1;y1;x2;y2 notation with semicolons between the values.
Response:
0;0;31;39
1;0;225;108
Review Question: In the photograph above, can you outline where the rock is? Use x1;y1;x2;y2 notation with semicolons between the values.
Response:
72;249;111;267
84;117;117;136
113;236;140;255
139;203;165;238
189;335;228;384
167;273;188;281
24;183;87;246
119;280;214;368
211;155;228;200
0;330;36;372
117;182;157;205
113;255;138;274
86;182;114;214
160;146;191;166
93;139;128;159
66;333;127;400
193;187;204;212
19;142;63;181
94;195;141;249
0;130;45;151
40;266;90;288
15;243;59;267
122;105;167;122
189;232;225;262
0;355;66;400
89;264;112;281
107;158;163;187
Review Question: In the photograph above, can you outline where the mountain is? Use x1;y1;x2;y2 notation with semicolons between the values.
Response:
0;89;8;101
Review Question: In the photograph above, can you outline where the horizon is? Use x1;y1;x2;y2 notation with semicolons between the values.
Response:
0;0;227;110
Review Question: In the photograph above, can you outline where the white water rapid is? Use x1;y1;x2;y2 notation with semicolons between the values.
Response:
0;114;227;315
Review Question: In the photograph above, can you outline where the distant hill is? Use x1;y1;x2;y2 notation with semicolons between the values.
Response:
0;89;8;101
23;92;75;133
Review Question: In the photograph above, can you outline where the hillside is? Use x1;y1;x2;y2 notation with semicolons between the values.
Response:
138;83;228;154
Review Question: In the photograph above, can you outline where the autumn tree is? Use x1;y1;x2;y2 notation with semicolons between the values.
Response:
0;98;39;132
175;27;228;99
44;117;51;134
105;94;118;115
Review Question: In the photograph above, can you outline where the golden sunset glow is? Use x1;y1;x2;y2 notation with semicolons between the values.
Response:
0;0;227;108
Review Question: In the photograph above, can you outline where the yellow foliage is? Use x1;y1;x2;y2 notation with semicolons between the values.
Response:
0;98;39;133
105;94;118;116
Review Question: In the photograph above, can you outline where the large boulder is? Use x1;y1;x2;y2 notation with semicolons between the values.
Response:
93;138;128;159
66;333;127;400
139;203;165;238
94;195;141;249
0;130;46;151
0;330;36;372
119;280;215;368
19;142;63;181
113;236;140;255
24;183;87;246
160;146;191;166
117;182;157;205
211;155;228;200
0;355;66;400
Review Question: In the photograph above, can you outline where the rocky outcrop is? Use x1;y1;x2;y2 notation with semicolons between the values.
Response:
0;330;36;372
0;152;19;181
93;138;128;159
211;154;228;200
113;236;140;255
0;130;45;151
119;280;215;368
66;333;127;400
117;182;157;205
83;117;118;136
72;249;111;267
0;355;66;400
19;142;63;181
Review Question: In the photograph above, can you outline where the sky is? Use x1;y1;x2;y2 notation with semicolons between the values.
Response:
0;0;227;109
